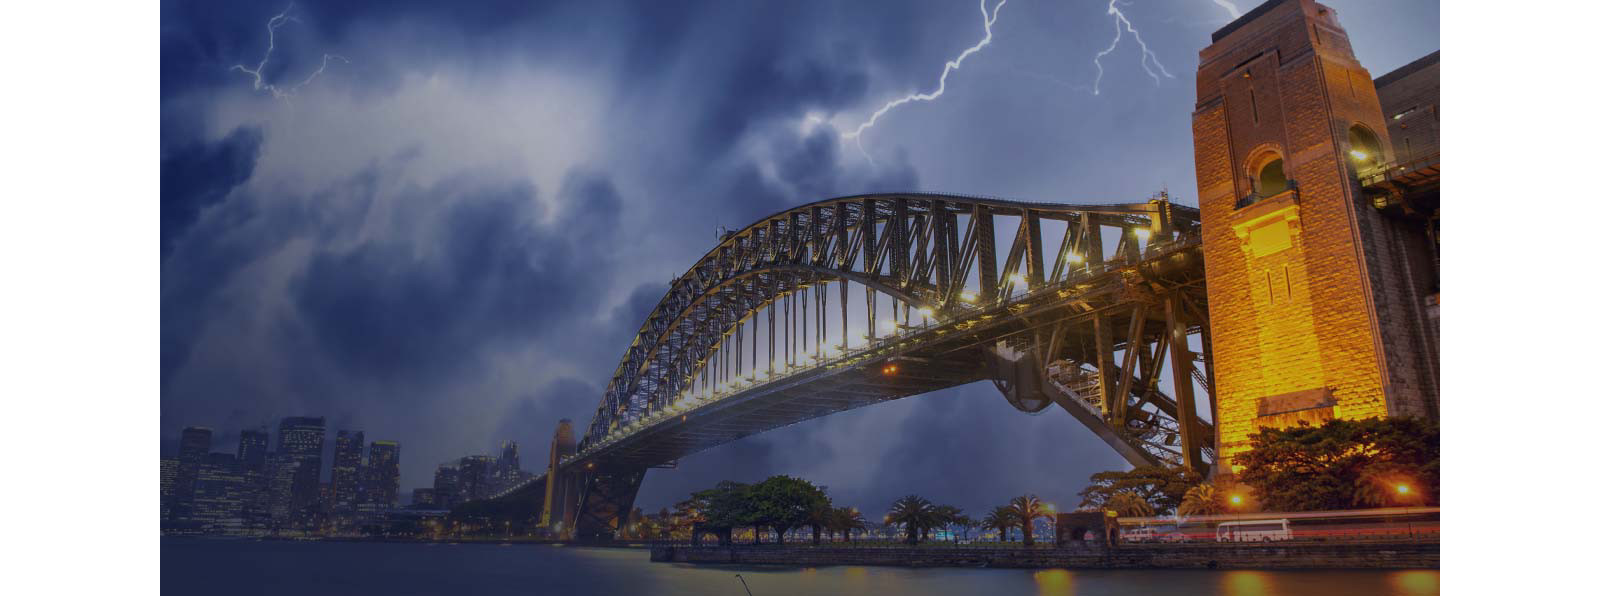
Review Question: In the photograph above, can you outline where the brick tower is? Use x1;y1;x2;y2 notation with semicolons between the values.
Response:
1192;0;1439;473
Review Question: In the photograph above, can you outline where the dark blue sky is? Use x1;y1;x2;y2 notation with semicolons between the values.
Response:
160;0;1438;515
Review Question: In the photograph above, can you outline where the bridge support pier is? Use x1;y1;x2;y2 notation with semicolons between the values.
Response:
572;466;647;542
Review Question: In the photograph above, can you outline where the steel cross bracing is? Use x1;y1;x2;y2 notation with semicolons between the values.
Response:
566;193;1215;477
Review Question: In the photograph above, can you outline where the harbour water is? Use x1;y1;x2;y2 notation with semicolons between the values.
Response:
161;538;1440;595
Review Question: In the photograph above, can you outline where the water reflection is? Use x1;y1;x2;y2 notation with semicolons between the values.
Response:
1221;570;1271;596
1034;569;1074;596
1391;570;1439;596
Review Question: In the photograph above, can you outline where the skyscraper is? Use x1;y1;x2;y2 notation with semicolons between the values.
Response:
237;428;269;472
456;455;495;503
365;440;401;510
331;430;365;514
160;458;178;521
431;464;460;510
173;427;213;520
493;440;522;493
276;416;326;521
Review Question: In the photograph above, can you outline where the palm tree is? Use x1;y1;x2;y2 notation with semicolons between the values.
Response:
886;495;936;545
982;506;1019;542
929;505;963;543
1010;494;1046;547
1106;492;1156;518
1178;483;1225;517
830;507;866;542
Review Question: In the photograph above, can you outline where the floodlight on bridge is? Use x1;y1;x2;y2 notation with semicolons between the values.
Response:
1066;253;1085;264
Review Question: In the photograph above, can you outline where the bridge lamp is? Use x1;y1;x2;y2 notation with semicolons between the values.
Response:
959;290;977;302
1066;253;1085;264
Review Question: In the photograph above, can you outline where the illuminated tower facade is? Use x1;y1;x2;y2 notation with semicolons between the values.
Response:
1192;0;1439;472
541;419;579;532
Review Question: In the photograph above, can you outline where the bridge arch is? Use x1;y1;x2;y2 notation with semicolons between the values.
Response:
533;192;1215;540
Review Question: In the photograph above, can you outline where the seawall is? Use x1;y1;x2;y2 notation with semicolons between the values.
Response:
650;542;1438;570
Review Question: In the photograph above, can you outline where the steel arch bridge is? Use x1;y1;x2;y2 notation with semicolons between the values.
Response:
490;193;1219;541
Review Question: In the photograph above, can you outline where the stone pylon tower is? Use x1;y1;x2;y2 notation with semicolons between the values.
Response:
1192;0;1439;473
540;419;578;533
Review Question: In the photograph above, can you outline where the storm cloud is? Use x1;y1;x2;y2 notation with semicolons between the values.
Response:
160;0;1438;515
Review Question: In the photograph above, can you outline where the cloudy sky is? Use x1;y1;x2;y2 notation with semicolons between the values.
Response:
160;0;1438;515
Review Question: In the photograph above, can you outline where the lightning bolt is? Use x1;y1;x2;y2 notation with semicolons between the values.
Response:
232;3;347;99
1092;0;1174;96
842;0;1008;164
1211;1;1244;20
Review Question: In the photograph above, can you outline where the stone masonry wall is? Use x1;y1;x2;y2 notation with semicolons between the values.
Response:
1192;0;1439;471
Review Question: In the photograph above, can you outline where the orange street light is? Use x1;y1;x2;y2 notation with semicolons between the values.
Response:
1396;483;1411;495
1229;495;1243;506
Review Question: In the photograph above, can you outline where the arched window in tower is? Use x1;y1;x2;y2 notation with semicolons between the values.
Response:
1257;158;1288;197
1347;124;1384;174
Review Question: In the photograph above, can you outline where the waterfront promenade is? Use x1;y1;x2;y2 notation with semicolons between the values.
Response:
650;541;1439;570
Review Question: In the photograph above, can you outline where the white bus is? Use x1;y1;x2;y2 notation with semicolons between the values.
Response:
1215;519;1292;542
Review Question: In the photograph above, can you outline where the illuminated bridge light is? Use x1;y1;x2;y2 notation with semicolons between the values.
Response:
1067;253;1085;264
960;290;978;302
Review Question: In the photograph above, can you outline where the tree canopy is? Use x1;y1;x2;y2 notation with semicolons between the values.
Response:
1076;464;1202;515
1234;416;1440;512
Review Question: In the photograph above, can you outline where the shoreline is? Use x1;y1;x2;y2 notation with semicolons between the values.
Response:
650;542;1439;571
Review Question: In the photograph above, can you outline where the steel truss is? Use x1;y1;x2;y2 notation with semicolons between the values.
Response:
550;193;1214;539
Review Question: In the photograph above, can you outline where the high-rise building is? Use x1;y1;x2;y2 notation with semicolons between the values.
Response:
431;464;460;510
1191;0;1439;472
411;488;436;509
192;453;253;534
276;416;326;521
365;441;401;510
172;427;214;520
331;430;365;513
456;455;495;503
237;428;269;472
490;440;524;494
266;454;298;524
160;458;178;521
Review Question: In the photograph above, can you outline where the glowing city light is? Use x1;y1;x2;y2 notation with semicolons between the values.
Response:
1396;484;1411;495
1349;149;1370;160
1229;495;1242;505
